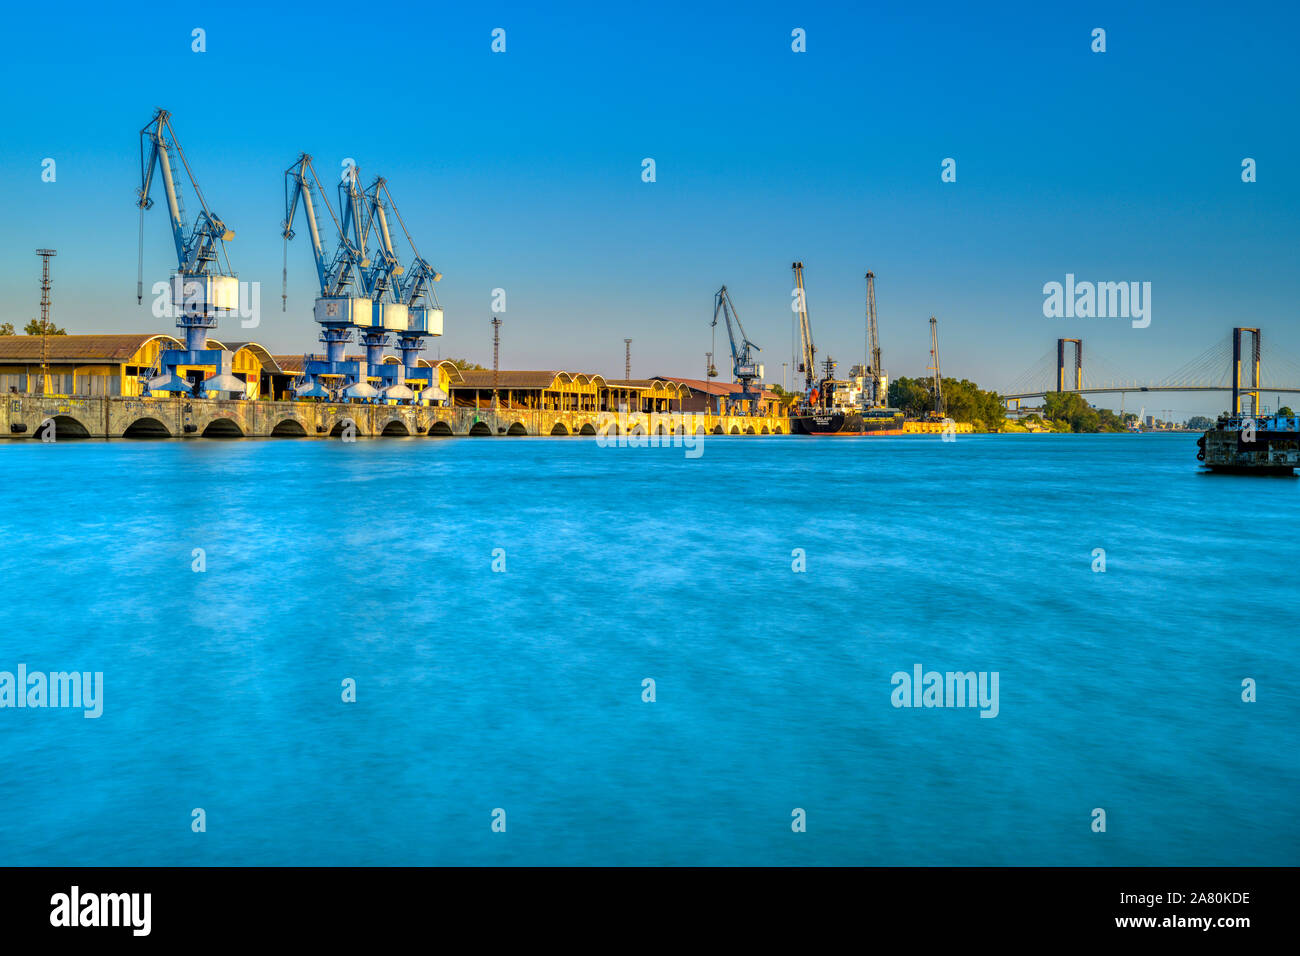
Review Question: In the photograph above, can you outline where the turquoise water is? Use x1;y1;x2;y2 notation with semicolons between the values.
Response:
0;433;1296;865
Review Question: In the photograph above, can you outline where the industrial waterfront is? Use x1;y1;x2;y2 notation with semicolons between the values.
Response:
1;433;1295;866
2;108;1292;447
0;109;1026;442
2;0;1297;931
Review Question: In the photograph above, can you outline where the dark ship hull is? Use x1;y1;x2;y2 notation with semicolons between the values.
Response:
1198;416;1300;474
791;408;905;436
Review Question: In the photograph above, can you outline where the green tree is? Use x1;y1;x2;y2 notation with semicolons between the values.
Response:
1042;392;1129;432
1277;406;1294;417
444;357;485;370
0;322;13;335
25;318;65;335
768;385;802;408
888;376;932;417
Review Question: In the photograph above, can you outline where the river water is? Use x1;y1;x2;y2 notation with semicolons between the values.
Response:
0;432;1295;865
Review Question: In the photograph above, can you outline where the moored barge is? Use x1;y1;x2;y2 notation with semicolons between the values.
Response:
1197;413;1300;474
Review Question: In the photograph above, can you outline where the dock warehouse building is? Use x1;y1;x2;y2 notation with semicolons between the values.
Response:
0;334;298;400
448;370;692;414
662;376;782;417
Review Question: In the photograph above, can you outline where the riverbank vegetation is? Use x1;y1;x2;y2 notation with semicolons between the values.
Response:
889;376;1131;433
889;376;1005;431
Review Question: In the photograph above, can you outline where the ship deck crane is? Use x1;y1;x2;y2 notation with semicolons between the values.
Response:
136;107;242;395
865;271;885;406
792;262;816;394
711;285;764;414
928;315;945;418
282;154;373;399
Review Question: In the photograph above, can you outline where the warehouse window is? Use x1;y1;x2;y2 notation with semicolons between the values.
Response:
79;374;119;397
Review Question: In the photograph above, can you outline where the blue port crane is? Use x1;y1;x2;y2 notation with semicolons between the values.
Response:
135;107;242;395
338;171;408;395
282;155;376;399
361;174;447;400
712;285;765;414
364;176;444;400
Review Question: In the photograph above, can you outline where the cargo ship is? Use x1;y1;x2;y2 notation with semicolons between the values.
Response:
1197;412;1300;474
790;359;905;436
788;265;905;435
790;404;906;435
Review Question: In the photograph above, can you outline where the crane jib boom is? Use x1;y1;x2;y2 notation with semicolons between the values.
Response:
136;108;234;304
351;176;409;306
366;178;441;309
282;154;370;304
283;155;330;297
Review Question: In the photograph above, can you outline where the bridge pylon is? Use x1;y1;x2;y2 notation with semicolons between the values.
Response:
1232;327;1261;415
1057;338;1082;392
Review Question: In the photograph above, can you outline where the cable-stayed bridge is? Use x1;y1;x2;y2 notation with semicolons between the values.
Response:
999;328;1300;414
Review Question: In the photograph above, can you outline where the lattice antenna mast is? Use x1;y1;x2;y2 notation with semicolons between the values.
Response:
492;316;502;407
36;249;56;396
625;338;632;380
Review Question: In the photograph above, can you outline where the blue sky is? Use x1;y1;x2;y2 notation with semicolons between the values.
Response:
1;0;1297;414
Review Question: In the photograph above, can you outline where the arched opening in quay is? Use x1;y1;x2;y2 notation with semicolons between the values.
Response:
730;425;741;435
380;420;410;436
761;426;770;434
578;423;596;435
745;426;756;435
550;423;570;435
48;415;90;439
656;424;668;435
328;419;358;438
603;424;620;437
122;417;171;439
429;421;454;436
468;421;493;436
270;419;307;437
202;418;244;438
506;422;528;436
712;425;724;435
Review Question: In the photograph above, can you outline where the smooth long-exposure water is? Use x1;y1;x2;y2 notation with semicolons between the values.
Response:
1;433;1295;865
